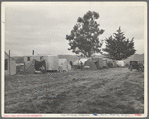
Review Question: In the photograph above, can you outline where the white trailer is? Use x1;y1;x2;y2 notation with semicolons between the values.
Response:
24;55;41;65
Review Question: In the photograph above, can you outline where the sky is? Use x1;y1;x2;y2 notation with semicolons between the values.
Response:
3;2;147;56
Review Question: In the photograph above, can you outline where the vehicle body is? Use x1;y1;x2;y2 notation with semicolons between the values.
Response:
128;61;144;72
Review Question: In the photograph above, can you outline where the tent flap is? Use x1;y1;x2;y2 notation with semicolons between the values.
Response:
35;60;46;71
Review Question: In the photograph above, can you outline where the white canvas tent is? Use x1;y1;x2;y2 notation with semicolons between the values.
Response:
79;58;89;65
59;59;71;71
73;58;88;66
41;55;59;71
116;60;126;67
102;58;108;68
73;59;79;65
5;52;16;75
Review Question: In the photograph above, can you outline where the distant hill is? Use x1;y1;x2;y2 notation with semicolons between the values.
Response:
58;55;80;63
12;53;144;65
125;54;144;64
12;55;80;63
12;56;24;63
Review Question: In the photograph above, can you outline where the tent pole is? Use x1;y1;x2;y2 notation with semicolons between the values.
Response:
24;62;25;72
9;50;10;75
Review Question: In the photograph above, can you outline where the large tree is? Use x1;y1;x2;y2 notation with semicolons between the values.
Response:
103;27;136;60
66;11;104;57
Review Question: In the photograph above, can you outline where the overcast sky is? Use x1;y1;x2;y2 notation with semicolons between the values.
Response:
3;2;146;56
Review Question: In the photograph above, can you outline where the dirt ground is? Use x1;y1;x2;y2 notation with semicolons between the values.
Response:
5;67;144;114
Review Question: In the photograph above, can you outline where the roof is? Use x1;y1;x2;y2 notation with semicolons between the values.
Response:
5;52;15;61
59;59;68;64
92;59;99;62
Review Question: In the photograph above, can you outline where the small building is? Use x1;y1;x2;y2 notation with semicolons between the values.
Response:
5;52;16;75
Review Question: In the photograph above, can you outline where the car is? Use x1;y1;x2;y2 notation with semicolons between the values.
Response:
128;61;144;72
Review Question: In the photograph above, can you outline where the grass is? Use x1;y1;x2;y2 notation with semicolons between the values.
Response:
4;68;144;114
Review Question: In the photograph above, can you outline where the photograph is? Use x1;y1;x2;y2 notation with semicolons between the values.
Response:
1;2;147;118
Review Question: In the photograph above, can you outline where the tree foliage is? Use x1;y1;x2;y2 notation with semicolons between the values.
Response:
66;11;104;57
103;27;136;60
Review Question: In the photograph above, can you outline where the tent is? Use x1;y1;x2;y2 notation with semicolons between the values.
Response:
79;58;89;65
113;60;117;67
92;55;109;68
41;55;59;71
107;59;117;68
84;59;97;70
73;59;80;66
103;58;108;68
24;59;46;74
5;52;16;75
116;61;126;67
73;58;88;66
92;58;104;69
73;58;88;69
58;59;71;71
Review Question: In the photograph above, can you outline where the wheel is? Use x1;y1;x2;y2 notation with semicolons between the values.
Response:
129;66;132;71
141;68;143;72
138;67;142;72
141;67;144;72
137;68;140;71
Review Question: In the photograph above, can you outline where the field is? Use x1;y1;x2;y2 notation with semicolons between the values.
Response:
5;67;144;114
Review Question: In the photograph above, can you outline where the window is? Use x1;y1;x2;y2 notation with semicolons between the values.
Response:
5;59;8;70
27;57;30;61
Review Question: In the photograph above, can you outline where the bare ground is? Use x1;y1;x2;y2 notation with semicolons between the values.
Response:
5;68;144;114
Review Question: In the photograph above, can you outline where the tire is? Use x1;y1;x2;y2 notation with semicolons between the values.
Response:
137;68;140;71
138;67;142;72
141;67;144;72
129;66;132;71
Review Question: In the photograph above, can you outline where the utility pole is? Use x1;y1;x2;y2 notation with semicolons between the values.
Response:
32;50;34;55
9;50;10;75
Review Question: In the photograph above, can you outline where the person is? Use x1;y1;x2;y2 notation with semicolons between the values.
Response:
70;61;73;66
80;61;83;71
70;61;73;69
